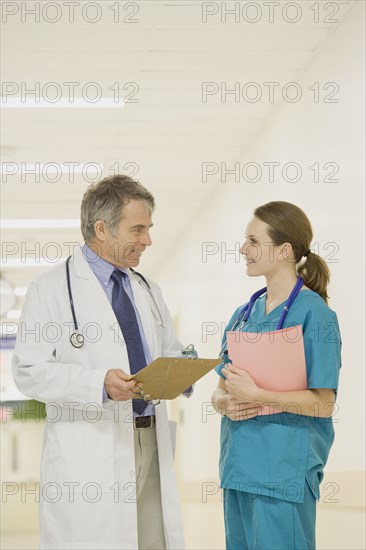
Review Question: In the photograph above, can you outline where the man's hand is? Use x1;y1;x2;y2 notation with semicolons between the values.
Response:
104;369;141;401
216;393;263;421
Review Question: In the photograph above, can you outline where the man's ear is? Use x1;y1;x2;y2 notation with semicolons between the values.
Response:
94;220;108;242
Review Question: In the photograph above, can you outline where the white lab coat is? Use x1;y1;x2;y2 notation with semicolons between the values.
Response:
12;247;186;550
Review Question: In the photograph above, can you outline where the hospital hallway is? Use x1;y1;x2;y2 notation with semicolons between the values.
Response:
1;1;365;549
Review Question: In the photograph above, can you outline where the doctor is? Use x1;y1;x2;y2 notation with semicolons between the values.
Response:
13;174;188;550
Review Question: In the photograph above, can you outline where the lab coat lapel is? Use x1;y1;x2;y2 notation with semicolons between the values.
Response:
128;270;157;359
70;247;123;349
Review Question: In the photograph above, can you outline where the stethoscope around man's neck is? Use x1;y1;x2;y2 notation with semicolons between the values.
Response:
219;275;304;360
66;255;165;349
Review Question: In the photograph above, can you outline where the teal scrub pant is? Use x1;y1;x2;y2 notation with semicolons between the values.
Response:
223;483;316;550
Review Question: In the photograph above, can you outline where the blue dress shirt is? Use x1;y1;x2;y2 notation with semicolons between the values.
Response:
82;244;155;416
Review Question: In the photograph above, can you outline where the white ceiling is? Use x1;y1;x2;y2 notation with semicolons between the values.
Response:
0;0;355;316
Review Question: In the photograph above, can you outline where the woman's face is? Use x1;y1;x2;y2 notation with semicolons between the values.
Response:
240;216;284;277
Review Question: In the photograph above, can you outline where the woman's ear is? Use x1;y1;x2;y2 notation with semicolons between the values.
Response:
279;242;295;262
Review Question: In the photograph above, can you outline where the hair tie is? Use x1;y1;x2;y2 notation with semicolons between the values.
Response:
303;249;311;258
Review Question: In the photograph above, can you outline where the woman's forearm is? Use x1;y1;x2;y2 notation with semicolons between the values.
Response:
256;387;335;418
211;388;228;413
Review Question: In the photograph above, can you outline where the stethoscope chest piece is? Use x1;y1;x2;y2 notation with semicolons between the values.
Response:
70;332;84;348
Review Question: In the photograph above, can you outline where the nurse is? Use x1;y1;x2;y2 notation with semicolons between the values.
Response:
211;201;341;550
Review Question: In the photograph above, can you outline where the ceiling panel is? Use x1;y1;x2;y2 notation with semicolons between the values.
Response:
2;30;151;52
143;49;314;70
3;51;145;73
155;1;351;29
1;70;302;89
0;1;160;30
148;28;329;50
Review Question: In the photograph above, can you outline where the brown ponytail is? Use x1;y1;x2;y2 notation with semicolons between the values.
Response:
254;201;331;303
297;251;330;303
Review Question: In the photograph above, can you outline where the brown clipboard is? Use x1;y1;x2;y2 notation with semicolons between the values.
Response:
129;357;219;400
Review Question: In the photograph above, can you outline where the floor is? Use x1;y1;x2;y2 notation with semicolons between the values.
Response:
1;500;365;550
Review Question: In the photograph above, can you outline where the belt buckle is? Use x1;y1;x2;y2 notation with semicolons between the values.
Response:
134;416;153;429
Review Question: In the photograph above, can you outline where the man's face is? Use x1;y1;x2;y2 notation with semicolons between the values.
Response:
96;199;153;268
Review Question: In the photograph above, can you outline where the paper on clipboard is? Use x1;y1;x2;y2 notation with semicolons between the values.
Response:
129;357;219;400
226;325;307;415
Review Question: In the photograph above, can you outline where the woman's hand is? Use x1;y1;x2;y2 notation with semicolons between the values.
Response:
222;364;261;404
217;393;263;421
221;366;337;418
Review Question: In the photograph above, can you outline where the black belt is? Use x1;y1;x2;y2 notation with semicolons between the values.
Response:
134;415;155;429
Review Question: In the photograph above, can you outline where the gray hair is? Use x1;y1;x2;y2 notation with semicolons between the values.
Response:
80;174;155;242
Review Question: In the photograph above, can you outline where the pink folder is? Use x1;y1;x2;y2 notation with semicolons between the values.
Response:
226;325;307;415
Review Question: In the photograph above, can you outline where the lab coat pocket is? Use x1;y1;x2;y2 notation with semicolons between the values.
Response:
44;418;115;490
220;418;309;503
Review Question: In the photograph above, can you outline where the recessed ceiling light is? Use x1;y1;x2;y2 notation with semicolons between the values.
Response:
0;162;103;176
14;287;28;296
0;146;17;155
1;98;125;109
1;258;68;267
1;219;80;229
6;310;22;319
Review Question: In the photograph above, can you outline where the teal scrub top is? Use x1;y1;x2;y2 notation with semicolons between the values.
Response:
215;289;342;503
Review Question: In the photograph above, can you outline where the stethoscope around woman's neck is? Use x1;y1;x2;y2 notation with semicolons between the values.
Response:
219;275;304;360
